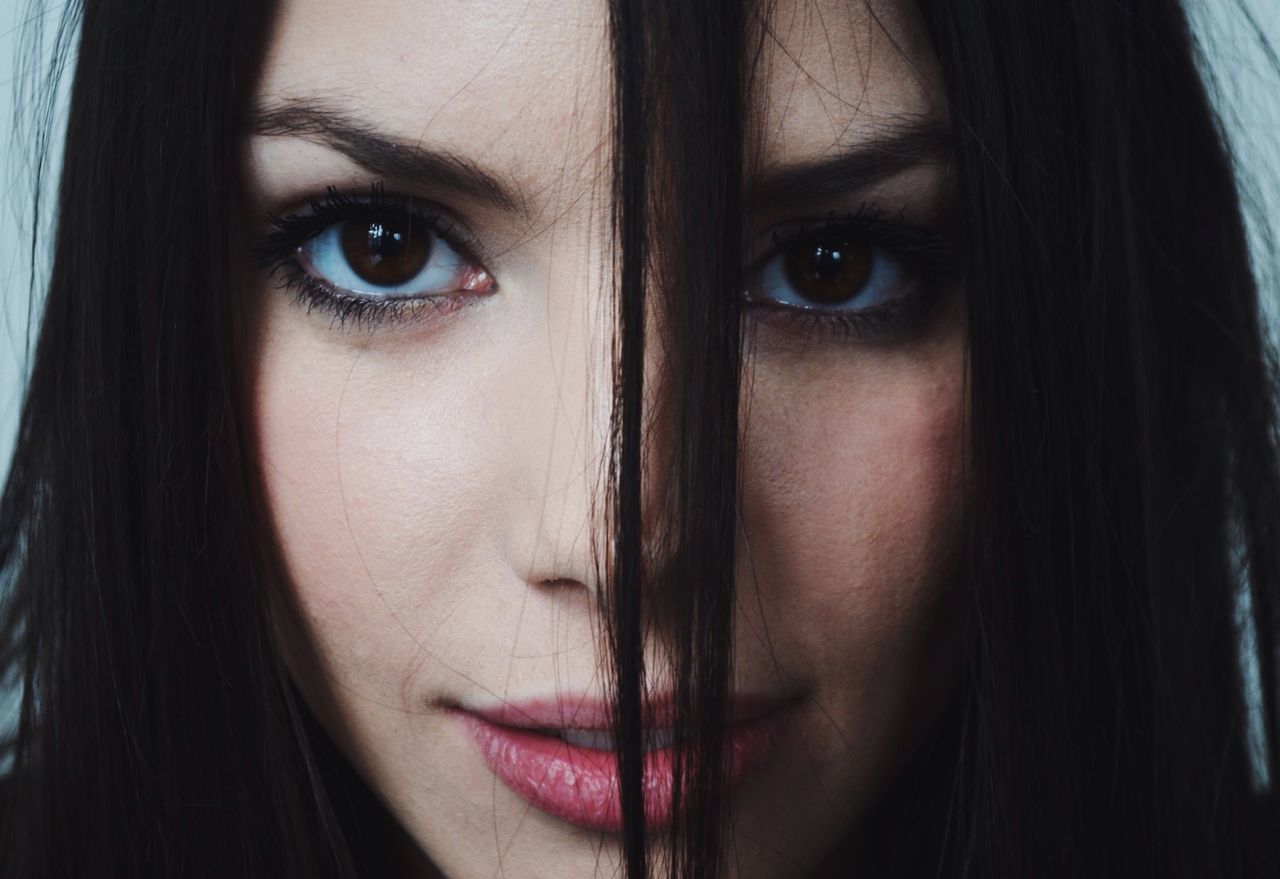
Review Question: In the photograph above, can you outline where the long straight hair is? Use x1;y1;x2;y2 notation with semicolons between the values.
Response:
0;1;360;875
604;1;747;876
1;0;1278;877
920;1;1280;874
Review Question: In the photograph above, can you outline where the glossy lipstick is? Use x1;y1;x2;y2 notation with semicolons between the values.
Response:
456;695;793;833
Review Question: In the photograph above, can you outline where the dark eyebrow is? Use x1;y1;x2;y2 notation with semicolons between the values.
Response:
250;101;948;216
747;118;954;210
249;100;523;214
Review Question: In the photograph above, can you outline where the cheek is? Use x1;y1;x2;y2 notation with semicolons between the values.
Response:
731;328;968;860
738;332;967;721
249;285;607;722
251;321;516;697
742;351;965;620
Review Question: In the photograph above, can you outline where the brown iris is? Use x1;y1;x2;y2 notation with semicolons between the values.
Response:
339;215;433;287
782;235;872;305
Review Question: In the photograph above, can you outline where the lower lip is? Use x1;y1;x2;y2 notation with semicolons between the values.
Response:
458;708;792;833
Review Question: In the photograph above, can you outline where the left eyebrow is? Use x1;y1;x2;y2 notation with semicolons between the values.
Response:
747;117;954;210
248;99;524;215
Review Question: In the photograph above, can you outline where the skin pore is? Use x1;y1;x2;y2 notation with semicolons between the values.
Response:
246;0;966;876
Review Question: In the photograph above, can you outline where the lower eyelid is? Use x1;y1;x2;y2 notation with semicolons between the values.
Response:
747;297;921;347
285;270;481;332
745;268;951;347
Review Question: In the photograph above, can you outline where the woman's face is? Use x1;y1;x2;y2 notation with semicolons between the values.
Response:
247;0;965;875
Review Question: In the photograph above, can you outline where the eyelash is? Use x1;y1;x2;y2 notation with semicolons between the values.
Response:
746;205;959;343
253;187;959;338
254;184;488;331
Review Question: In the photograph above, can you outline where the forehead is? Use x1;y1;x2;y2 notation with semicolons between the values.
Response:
255;0;944;201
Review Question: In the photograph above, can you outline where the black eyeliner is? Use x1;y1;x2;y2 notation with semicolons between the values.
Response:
252;182;487;331
746;204;961;343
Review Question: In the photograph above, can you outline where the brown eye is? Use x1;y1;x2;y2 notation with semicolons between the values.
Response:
781;235;872;305
296;202;491;300
339;215;433;287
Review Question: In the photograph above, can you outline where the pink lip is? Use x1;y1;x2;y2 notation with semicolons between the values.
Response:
455;694;795;833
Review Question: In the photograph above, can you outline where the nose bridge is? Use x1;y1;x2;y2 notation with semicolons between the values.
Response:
508;245;616;594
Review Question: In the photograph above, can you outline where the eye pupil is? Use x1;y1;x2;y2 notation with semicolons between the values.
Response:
340;215;432;287
366;223;398;263
783;236;871;304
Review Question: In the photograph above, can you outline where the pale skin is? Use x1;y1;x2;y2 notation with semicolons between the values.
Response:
246;0;967;876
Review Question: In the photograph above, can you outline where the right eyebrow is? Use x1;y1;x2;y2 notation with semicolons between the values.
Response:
248;100;524;215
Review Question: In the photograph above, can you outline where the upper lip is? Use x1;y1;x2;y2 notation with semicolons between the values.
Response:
454;692;795;731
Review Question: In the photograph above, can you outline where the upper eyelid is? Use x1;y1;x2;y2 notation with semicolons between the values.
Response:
745;216;961;307
257;187;953;282
257;187;493;267
749;211;937;264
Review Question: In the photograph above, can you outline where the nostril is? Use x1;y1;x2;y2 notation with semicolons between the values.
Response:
534;577;588;591
529;575;599;605
523;559;603;599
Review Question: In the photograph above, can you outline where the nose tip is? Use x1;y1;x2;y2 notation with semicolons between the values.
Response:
515;472;611;598
511;406;675;608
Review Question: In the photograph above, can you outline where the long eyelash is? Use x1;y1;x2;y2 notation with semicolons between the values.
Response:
254;183;475;268
252;183;482;330
266;260;461;332
751;203;961;341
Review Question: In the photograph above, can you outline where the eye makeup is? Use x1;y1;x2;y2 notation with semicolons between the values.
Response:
252;182;960;342
745;204;960;344
254;184;495;331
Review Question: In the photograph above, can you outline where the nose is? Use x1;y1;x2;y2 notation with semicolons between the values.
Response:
502;265;618;600
504;273;677;603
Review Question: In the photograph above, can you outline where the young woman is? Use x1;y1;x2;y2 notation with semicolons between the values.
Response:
1;0;1277;876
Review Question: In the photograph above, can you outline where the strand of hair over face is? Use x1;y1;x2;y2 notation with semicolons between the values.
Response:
603;1;751;877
